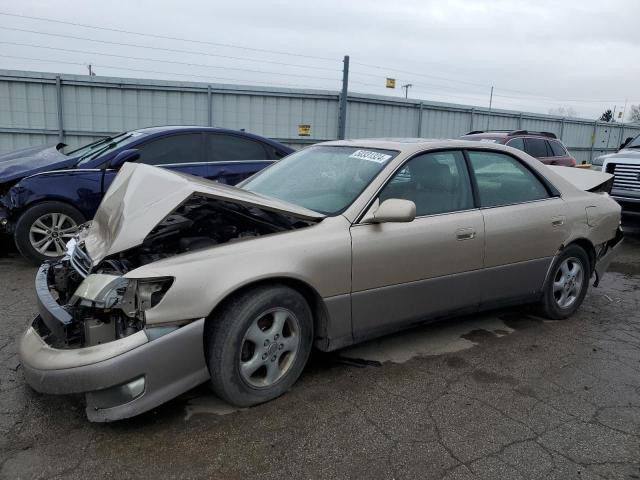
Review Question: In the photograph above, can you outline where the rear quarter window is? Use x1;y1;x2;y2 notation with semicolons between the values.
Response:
524;138;550;158
550;140;568;156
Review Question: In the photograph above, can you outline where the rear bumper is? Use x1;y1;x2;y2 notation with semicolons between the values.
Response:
593;226;624;287
19;264;210;422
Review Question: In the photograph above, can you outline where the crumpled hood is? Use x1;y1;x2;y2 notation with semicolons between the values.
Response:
84;163;324;264
0;143;77;184
546;165;613;192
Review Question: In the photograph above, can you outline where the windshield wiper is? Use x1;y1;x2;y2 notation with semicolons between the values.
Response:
82;134;133;162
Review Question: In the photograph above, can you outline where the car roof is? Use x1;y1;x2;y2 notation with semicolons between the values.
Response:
131;126;293;151
461;130;559;140
319;138;515;155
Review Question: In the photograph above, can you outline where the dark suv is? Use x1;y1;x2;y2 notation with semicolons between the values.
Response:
460;130;576;167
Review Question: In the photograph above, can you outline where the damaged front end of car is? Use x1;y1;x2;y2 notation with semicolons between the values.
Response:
19;163;324;421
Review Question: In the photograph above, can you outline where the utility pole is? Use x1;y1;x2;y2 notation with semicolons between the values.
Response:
606;105;616;149
87;64;95;76
401;83;413;99
486;85;494;130
619;99;628;147
338;55;349;140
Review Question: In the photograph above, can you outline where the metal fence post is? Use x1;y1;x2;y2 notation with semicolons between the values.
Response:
518;112;523;129
469;108;475;131
590;120;597;162
417;102;423;136
560;117;565;140
207;85;213;127
337;55;349;140
55;76;64;144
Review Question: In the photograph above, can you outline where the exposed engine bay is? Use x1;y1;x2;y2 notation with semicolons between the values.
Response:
39;194;317;349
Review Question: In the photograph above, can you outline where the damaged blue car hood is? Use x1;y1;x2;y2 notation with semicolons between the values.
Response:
0;143;78;184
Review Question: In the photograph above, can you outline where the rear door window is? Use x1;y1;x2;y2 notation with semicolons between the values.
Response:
467;150;550;208
524;138;550;158
136;134;204;165
206;134;269;162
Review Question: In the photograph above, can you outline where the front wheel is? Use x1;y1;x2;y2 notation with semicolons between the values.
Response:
205;285;313;407
14;202;85;265
538;245;590;320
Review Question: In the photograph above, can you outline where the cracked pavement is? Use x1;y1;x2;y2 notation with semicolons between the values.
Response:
1;237;639;479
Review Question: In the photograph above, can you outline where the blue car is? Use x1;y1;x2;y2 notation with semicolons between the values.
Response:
0;126;293;264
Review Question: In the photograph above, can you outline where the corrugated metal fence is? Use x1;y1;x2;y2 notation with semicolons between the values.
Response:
1;69;638;163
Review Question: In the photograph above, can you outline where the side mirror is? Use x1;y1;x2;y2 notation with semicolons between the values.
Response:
109;149;140;169
369;199;416;223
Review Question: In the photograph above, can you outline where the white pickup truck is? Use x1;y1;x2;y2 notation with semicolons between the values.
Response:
593;134;640;219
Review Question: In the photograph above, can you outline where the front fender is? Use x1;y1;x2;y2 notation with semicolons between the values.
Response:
124;216;353;327
6;170;105;220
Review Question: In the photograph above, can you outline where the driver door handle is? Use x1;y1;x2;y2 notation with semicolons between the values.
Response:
455;228;476;241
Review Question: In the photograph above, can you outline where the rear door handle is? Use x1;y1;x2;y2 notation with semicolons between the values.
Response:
551;216;565;227
455;228;476;241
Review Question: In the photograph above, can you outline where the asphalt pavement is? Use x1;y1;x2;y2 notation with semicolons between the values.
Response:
0;237;639;479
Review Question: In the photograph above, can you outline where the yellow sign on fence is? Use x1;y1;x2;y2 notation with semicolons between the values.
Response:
298;124;311;136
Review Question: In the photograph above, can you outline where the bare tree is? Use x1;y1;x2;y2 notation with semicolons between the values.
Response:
548;106;578;118
628;105;640;123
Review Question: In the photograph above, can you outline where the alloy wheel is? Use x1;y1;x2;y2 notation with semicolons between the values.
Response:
239;308;301;388
28;213;79;257
553;257;584;309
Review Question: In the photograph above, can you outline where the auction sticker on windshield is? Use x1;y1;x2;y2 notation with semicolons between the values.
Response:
349;150;392;163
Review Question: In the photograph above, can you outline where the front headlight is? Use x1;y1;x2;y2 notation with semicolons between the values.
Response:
592;155;606;168
74;275;173;313
74;274;129;308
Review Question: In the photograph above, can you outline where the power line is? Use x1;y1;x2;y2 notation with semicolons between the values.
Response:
351;61;489;89
0;26;341;73
0;54;339;90
0;11;336;61
0;41;341;82
351;62;629;104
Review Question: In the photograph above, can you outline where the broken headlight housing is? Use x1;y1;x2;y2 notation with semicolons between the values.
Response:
75;275;174;319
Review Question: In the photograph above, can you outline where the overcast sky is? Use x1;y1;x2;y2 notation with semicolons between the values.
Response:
1;0;638;120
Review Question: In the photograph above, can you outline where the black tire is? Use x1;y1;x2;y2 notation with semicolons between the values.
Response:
205;285;313;407
538;244;590;320
14;201;86;266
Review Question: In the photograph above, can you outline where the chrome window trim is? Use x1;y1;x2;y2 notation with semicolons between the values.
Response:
352;206;482;227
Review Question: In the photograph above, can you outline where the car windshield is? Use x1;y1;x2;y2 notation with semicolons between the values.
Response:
628;135;640;148
241;145;398;215
75;132;143;165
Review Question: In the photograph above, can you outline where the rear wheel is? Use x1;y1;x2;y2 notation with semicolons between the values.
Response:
14;202;85;265
205;285;313;407
538;245;590;319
